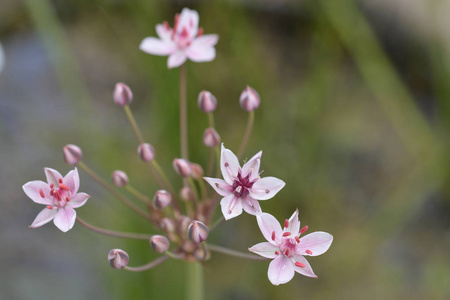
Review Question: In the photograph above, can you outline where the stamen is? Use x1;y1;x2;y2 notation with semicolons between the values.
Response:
271;231;276;241
300;226;308;234
50;190;54;196
265;189;270;194
228;197;238;214
284;219;289;228
295;236;301;243
282;232;291;237
275;251;279;255
224;163;229;167
46;205;53;209
285;249;290;256
58;178;63;184
215;183;219;188
55;191;62;201
50;183;54;189
65;196;70;202
163;21;170;30
295;262;306;268
39;189;45;198
59;184;70;191
305;250;313;255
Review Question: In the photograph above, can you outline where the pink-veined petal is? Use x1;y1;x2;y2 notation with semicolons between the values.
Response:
220;194;242;220
63;168;79;194
69;193;90;208
250;176;285;200
268;255;295;286
177;8;199;39
167;51;187;68
30;208;57;228
203;177;232;197
297;232;333;256
53;206;76;232
257;213;282;245
249;242;279;259
193;34;219;47
140;37;176;56
185;44;216;62
292;255;317;278
156;23;172;41
241;150;262;179
22;180;52;205
45;168;63;186
241;197;262;216
220;144;240;185
286;209;300;234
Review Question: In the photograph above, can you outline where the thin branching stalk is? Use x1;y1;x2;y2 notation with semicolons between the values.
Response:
76;217;152;240
207;244;267;260
180;63;188;160
125;185;151;206
237;111;254;159
124;255;169;272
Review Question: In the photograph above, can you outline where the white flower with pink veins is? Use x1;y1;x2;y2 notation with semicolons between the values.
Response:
23;168;90;232
204;144;285;220
140;8;219;69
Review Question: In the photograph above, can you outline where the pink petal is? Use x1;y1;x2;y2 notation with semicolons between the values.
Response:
297;232;333;256
220;194;242;220
45;168;63;186
192;34;219;47
22;180;52;205
292;255;317;278
241;197;262;216
249;242;279;259
30;208;57;228
63;168;79;194
167;51;187;68
241;150;262;179
286;209;300;234
177;8;199;39
185;44;216;62
250;176;285;200
257;213;282;245
140;37;176;56
220;144;240;185
53;206;76;232
268;255;295;286
203;177;232;197
69;193;90;208
156;23;172;41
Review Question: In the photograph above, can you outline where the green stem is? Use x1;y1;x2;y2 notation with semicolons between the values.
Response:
76;217;151;240
237;111;255;159
207;244;267;261
124;105;145;144
125;185;151;206
124;255;169;272
180;63;188;160
186;263;204;300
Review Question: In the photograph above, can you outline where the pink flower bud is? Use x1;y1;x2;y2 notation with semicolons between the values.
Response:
63;144;82;165
138;143;155;162
108;249;129;269
190;163;204;179
150;235;170;253
160;218;176;233
113;82;133;106
239;85;260;112
197;90;217;113
180;186;194;202
202;128;221;148
173;158;191;177
178;215;192;234
153;190;172;209
188;220;209;243
111;170;128;187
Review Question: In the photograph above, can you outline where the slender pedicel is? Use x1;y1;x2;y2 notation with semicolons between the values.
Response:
237;111;255;159
208;244;267;261
77;217;152;240
179;63;188;161
124;255;169;272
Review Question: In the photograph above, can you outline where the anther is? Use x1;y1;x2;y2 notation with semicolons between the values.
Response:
224;163;229;167
46;206;53;209
295;236;301;243
58;178;63;184
285;249;291;256
284;219;289;228
65;196;70;202
39;189;45;198
275;251;279;255
215;183;219;188
305;250;313;255
295;262;306;268
271;231;276;241
50;190;54;196
265;189;270;194
282;232;291;237
50;183;54;189
55;191;62;201
300;226;309;234
59;184;70;191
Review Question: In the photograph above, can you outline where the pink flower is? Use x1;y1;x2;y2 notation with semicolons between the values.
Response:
204;144;285;220
23;168;90;232
140;8;219;69
249;210;333;285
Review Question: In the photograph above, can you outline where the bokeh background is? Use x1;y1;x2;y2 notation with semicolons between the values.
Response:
1;0;450;299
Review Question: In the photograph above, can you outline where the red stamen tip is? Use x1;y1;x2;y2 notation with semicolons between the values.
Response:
197;27;203;37
163;21;170;30
295;262;306;268
271;231;276;241
50;190;54;196
59;184;70;191
295;236;301;243
58;178;63;184
275;251;279;255
46;206;53;209
39;189;45;198
285;249;291;256
282;232;291;237
65;196;70;202
300;225;309;234
55;191;62;201
50;183;54;189
305;250;313;255
284;219;289;228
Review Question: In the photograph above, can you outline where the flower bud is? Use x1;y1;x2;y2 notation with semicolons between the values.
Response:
188;220;209;243
138;143;155;162
189;163;204;179
150;235;170;253
160;218;176;233
239;85;260;112
193;245;209;261
113;82;133;106
178;215;192;234
63;144;82;165
180;186;194;202
111;170;128;188
202;128;221;148
108;249;129;269
197;90;217;113
173;158;191;177
153;190;171;209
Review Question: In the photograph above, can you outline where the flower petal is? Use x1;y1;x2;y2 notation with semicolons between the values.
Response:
250;176;285;200
292;255;317;278
63;168;79;194
167;51;187;68
297;232;333;256
69;193;90;208
220;144;240;185
268;255;295;285
220;194;242;220
177;8;199;39
241;150;262;179
186;44;216;62
241;197;262;216
140;37;176;56
53;206;76;232
30;208;57;228
203;177;232;197
22;180;52;205
156;23;172;41
45;168;63;186
249;242;279;259
257;213;282;245
286;209;300;235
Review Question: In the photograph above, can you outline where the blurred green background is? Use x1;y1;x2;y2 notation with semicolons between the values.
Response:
1;0;450;299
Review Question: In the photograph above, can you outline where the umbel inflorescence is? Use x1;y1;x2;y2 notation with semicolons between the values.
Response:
22;7;332;286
